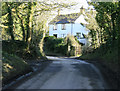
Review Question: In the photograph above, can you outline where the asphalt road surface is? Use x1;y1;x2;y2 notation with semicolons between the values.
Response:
14;56;108;89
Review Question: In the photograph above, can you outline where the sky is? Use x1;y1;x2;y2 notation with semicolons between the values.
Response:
46;0;92;25
39;0;92;15
61;0;89;14
57;0;91;14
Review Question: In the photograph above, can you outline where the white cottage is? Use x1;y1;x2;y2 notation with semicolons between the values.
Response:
49;12;89;45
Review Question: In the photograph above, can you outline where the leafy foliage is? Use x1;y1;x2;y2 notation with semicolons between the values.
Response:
44;36;67;56
1;1;75;84
83;2;120;49
80;2;120;73
44;35;81;56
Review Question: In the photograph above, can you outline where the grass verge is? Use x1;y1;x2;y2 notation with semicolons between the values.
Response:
79;45;119;89
2;52;32;86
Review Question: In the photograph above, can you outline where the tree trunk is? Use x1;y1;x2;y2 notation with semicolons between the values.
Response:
16;11;25;41
6;3;14;40
26;6;30;42
25;2;34;49
111;13;116;42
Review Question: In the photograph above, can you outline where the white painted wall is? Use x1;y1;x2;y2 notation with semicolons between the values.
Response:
49;24;72;38
75;14;88;24
49;23;89;45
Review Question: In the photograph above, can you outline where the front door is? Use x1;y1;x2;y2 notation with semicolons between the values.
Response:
53;34;57;38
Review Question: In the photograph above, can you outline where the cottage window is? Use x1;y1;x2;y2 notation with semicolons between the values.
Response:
82;33;85;38
62;24;66;30
61;34;66;38
76;32;81;39
76;33;85;39
53;24;57;30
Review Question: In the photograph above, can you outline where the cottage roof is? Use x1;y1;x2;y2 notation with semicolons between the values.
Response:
49;13;81;24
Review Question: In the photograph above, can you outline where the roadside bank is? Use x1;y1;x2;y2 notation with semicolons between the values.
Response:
78;57;119;90
2;58;52;90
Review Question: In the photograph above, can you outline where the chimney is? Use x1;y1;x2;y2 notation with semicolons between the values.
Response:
80;6;84;14
58;9;60;16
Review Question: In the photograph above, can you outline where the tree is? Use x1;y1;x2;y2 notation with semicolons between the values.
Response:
1;1;76;59
84;1;120;50
15;3;26;41
2;2;15;40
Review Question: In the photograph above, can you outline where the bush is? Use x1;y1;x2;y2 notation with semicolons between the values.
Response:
80;39;119;73
2;40;27;58
44;35;82;56
44;36;67;56
2;40;46;59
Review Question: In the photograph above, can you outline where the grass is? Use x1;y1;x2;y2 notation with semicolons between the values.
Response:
2;52;32;85
2;40;48;86
79;42;119;89
80;43;119;73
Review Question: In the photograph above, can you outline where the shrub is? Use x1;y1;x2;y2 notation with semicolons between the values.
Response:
44;36;67;56
2;40;46;59
44;35;81;56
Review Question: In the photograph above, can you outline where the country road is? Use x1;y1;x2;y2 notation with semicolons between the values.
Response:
11;56;108;89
